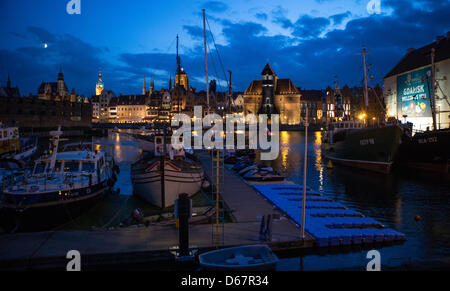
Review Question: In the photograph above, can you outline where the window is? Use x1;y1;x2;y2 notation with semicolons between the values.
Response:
64;161;80;172
54;161;62;173
34;162;46;174
82;162;96;172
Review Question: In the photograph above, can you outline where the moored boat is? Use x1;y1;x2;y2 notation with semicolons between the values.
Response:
131;132;204;208
198;244;279;271
0;127;117;232
322;121;403;174
400;128;450;173
243;168;285;182
0;123;38;161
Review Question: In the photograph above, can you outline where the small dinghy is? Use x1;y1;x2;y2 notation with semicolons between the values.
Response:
198;245;278;271
238;164;258;176
243;168;285;182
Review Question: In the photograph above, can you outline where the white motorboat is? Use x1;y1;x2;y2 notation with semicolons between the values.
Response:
131;133;204;208
0;126;118;232
198;245;279;271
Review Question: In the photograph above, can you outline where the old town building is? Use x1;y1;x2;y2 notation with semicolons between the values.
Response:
38;69;70;101
0;75;91;128
107;95;150;122
243;64;301;125
383;34;450;131
298;89;324;125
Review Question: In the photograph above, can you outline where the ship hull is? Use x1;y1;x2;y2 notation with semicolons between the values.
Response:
322;125;403;174
0;180;113;232
400;129;450;174
131;160;204;208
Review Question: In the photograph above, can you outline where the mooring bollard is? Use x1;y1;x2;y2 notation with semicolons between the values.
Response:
175;193;192;257
259;215;266;241
259;215;273;242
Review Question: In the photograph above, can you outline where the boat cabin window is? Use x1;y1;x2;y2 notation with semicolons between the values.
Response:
82;162;96;172
64;161;80;172
34;162;46;174
54;161;62;173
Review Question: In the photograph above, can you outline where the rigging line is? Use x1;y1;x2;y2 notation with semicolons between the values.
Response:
148;36;177;81
207;41;223;93
205;16;229;87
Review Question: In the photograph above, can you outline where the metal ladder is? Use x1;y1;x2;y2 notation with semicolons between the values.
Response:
211;149;225;248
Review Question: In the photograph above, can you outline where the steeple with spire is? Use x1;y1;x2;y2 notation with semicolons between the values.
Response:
96;70;104;96
150;76;155;94
143;76;146;95
175;34;189;90
57;66;67;97
7;74;11;89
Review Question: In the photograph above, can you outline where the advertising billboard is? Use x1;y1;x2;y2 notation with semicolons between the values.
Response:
397;66;432;118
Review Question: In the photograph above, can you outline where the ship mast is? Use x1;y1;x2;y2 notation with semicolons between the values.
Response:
431;48;437;131
203;9;209;114
362;47;369;111
228;70;232;114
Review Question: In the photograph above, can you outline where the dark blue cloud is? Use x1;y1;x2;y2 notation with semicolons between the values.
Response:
201;1;228;13
330;11;351;25
271;6;292;29
255;13;268;21
292;15;330;39
2;0;450;96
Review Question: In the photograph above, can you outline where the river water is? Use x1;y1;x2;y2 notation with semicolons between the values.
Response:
32;130;450;270
273;131;450;270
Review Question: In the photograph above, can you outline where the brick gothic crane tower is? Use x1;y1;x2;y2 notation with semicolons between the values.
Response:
258;63;279;115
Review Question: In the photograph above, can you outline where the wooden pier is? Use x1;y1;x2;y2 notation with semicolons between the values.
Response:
0;151;314;271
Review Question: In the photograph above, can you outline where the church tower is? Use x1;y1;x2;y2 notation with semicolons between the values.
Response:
150;76;155;94
143;76;146;95
96;71;104;96
57;66;68;97
175;35;189;90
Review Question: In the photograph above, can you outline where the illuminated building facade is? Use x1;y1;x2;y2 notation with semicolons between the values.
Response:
243;64;301;125
383;34;450;131
108;95;150;122
298;89;324;125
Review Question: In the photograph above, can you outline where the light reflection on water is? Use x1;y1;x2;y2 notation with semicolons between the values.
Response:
60;130;449;270
271;131;450;270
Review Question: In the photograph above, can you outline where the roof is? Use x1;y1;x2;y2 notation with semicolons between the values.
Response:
244;79;299;95
275;79;299;94
384;35;450;79
110;95;148;106
261;63;275;75
298;89;323;102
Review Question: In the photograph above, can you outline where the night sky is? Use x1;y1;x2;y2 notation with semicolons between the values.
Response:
0;0;449;96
